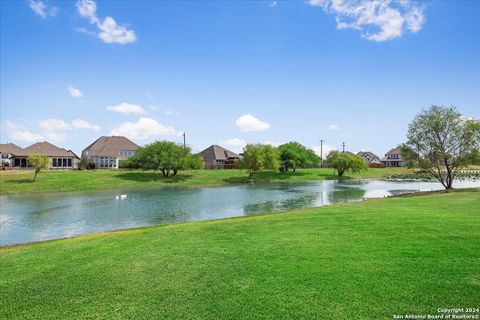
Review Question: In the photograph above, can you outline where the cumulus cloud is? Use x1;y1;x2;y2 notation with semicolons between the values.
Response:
72;119;100;131
4;118;100;143
28;0;58;18
39;119;71;132
76;0;136;44
68;85;83;98
327;124;340;130
106;102;145;115
5;121;43;142
307;0;425;41
219;138;247;152
110;117;177;140
236;114;271;132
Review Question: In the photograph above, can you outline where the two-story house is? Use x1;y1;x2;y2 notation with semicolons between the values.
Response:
82;136;139;169
381;147;407;167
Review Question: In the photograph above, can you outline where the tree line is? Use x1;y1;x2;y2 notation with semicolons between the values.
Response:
26;106;480;189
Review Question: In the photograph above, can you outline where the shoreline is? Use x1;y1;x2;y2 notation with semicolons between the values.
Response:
2;186;478;249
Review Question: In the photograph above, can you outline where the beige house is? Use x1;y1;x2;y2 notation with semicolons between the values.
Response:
82;136;139;169
0;143;22;168
357;151;385;168
5;141;79;169
381;147;407;167
199;145;241;169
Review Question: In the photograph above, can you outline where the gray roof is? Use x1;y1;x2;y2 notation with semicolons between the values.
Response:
385;147;401;156
0;143;22;155
15;141;79;158
83;136;139;157
382;147;403;161
357;151;380;162
199;145;240;161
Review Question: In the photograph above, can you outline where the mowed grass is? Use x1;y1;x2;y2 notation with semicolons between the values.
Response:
0;167;413;194
1;190;479;319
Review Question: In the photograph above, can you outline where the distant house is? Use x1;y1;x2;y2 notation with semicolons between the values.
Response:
0;143;22;168
357;151;385;168
199;145;241;169
381;147;407;167
7;141;79;169
82;136;139;169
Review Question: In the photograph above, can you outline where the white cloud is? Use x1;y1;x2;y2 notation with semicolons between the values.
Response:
219;138;247;151
29;0;58;18
110;117;177;140
97;17;136;44
72;119;100;131
312;144;335;159
76;0;98;23
76;0;136;44
236;114;271;132
106;102;145;115
4;118;100;143
264;141;284;147
68;85;83;98
307;0;425;42
39;119;72;132
5;121;43;142
327;124;340;130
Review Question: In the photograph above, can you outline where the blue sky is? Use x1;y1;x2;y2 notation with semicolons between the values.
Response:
1;0;479;157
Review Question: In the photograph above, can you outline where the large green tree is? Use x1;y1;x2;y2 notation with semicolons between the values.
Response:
277;142;320;172
131;141;202;176
326;151;368;177
27;153;49;182
401;106;480;189
237;144;279;178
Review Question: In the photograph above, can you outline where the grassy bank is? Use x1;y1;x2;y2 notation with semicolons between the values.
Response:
1;189;479;319
0;167;412;194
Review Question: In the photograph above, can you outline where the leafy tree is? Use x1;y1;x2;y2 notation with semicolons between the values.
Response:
326;151;368;177
77;155;94;170
401;105;480;189
277;142;320;172
27;153;49;182
237;144;279;177
131;141;201;176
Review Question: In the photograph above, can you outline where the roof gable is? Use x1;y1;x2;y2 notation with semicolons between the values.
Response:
83;136;139;157
15;141;78;158
199;145;240;161
0;143;22;154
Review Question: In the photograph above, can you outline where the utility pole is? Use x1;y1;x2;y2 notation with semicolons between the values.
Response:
320;139;325;167
342;142;346;153
182;132;186;148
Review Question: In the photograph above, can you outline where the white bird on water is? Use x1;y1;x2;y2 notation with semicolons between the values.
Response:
115;195;119;200
115;194;127;200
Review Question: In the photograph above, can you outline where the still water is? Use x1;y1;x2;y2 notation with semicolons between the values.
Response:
1;179;479;246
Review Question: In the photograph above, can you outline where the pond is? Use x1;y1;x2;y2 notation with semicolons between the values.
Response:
1;179;479;246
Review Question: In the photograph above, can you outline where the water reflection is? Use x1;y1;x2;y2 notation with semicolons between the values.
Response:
1;179;479;246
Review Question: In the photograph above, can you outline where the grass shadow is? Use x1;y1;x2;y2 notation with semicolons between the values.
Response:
222;176;249;184
4;179;34;184
115;172;193;184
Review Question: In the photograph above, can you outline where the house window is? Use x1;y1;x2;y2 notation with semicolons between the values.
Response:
1;153;8;159
119;150;135;157
53;158;57;167
100;157;117;168
68;159;72;167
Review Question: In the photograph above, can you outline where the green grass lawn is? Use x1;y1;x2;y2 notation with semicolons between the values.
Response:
1;189;479;319
0;167;413;194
